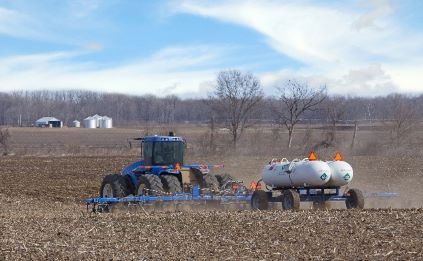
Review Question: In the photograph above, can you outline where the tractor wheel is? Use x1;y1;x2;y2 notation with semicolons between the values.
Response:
251;190;269;210
282;189;300;210
203;173;220;192
136;174;164;195
99;174;131;198
161;175;182;193
345;188;364;209
215;173;234;188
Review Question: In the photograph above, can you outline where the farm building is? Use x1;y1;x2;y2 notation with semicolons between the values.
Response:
35;117;63;128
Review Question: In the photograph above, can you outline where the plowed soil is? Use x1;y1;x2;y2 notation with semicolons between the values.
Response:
1;155;422;260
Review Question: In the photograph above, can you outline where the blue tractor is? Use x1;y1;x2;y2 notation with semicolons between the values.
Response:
99;133;232;198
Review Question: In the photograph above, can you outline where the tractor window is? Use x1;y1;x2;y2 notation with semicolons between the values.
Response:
144;141;153;165
153;141;184;165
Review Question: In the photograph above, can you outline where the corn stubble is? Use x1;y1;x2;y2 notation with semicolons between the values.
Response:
1;156;422;260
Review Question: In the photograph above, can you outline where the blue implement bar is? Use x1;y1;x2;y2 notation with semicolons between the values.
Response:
86;194;252;204
86;186;252;205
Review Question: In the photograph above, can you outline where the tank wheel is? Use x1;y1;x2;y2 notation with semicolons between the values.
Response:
161;175;182;193
251;190;269;210
203;173;220;192
345;188;364;209
282;189;300;210
99;174;131;198
136;174;164;195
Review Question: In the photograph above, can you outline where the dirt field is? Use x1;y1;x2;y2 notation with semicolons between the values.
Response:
1;127;423;259
1;154;422;260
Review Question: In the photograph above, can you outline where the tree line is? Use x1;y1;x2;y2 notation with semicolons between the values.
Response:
0;70;422;147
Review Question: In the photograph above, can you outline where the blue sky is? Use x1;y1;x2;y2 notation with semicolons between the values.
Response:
0;0;422;97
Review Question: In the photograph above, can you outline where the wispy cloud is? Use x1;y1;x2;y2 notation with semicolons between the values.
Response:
0;46;221;97
174;0;423;95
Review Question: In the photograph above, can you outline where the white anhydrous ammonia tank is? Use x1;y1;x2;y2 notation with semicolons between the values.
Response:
326;161;353;187
262;159;332;188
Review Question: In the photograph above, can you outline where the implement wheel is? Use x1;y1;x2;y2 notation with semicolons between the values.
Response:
99;174;131;198
161;175;182;193
136;174;164;195
345;188;364;209
251;190;269;210
282;189;300;210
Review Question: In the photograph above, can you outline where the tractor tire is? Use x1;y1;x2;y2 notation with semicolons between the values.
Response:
345;188;364;209
282;189;300;210
215;173;234;188
136;174;164;195
161;175;182;193
203;173;220;192
99;174;131;198
251;190;269;210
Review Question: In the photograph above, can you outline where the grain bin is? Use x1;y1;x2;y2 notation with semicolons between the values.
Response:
99;116;113;128
83;117;96;128
72;120;80;128
92;114;102;128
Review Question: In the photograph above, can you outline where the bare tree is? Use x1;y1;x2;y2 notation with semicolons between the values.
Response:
386;94;418;146
320;96;347;147
0;127;11;155
274;80;326;148
209;70;263;148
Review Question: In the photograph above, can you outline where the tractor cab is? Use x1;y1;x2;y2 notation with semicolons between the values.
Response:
142;135;185;167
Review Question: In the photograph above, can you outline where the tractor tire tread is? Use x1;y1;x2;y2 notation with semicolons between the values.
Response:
136;174;164;195
161;175;182;193
99;174;131;198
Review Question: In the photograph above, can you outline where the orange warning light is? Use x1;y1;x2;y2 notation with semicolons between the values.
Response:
334;152;343;161
175;162;181;170
308;151;317;161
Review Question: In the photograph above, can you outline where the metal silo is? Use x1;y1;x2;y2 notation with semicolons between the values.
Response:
92;114;102;128
99;116;113;128
83;117;96;128
72;120;80;128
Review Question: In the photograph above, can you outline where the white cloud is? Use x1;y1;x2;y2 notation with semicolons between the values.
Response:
174;0;423;96
0;46;220;97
